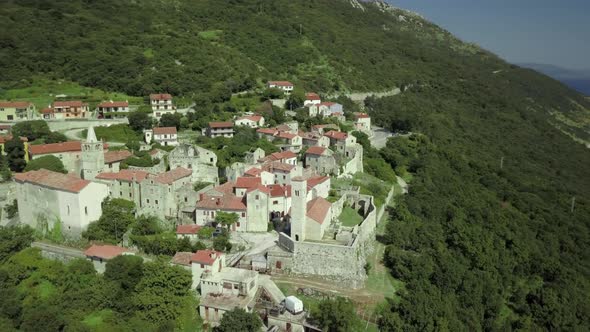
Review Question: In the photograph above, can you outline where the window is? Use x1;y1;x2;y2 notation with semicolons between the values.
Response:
155;200;158;205
7;115;13;120
273;200;278;205
67;205;70;216
255;195;259;200
184;197;188;203
241;212;245;217
210;158;214;162
200;264;204;268
85;206;88;216
147;199;150;203
129;193;132;198
237;222;240;227
119;191;122;196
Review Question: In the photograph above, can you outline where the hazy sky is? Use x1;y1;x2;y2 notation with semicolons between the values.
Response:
387;0;590;70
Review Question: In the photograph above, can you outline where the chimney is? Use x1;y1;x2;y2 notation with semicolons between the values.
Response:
199;193;204;201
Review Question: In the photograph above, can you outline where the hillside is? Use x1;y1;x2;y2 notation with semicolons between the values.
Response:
1;0;589;330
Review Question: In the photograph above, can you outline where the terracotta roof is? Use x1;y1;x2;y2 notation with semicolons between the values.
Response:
0;101;32;108
210;181;235;195
209;121;233;129
307;176;330;190
176;224;202;235
246;184;271;194
172;252;193;266
15;169;91;193
196;194;247;211
324;131;348;141
354;112;370;119
268;184;292;198
53;101;88;108
98;101;128;108
276;124;292;132
103;150;132;163
307;197;331;224
29;141;108;155
277;132;297;140
272;151;297;160
191;250;223;265
262;161;295;172
305;93;321;101
237;115;263;122
84;245;132;260
95;169;150;182
305;146;327;156
41;108;54;114
319;102;336;107
235;177;262;188
257;128;277;135
268;81;294;87
154;167;192;184
150;93;172;100
0;135;27;144
244;168;262;177
153;127;177;135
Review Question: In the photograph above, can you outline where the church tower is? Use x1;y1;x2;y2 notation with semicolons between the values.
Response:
290;177;307;242
81;126;104;180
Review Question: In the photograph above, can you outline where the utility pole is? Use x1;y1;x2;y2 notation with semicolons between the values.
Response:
571;196;576;213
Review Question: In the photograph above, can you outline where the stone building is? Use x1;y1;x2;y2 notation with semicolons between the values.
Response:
304;146;338;175
168;143;218;184
81;126;105;181
14;169;109;237
353;112;371;132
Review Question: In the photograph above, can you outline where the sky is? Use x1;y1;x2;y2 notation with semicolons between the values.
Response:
386;0;590;70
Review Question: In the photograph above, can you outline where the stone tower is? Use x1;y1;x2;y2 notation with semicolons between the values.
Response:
81;126;104;180
290;177;307;242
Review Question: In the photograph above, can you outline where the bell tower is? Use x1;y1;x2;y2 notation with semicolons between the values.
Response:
290;177;307;242
81;126;104;180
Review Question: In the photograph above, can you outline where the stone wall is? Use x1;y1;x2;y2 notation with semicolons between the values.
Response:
127;159;166;173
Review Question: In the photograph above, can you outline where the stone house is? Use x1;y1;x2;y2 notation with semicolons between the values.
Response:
304;92;321;106
268;184;292;218
259;150;298;166
243;167;275;185
354;112;371;132
301;131;330;148
262;161;303;185
307;102;343;117
168;143;218;184
97;101;129;118
244;147;265;165
84;245;135;273
234;115;265;128
150;93;176;120
0;101;35;121
95;169;149;202
137;167;193;219
195;193;247;230
306;176;331;200
267;81;294;94
304;146;338;175
14;169;109;238
289;177;331;242
52;101;89;119
311;124;339;135
275;132;302;152
144;127;178;146
203;122;234;138
324;131;357;155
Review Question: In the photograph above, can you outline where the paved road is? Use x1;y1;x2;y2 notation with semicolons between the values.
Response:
369;126;394;149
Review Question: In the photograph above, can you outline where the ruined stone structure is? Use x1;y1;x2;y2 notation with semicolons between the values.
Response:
168;143;219;184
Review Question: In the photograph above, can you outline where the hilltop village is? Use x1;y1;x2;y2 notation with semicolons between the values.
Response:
0;81;400;330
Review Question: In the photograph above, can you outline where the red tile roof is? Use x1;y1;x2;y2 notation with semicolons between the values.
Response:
305;93;321;101
150;93;172;100
15;169;91;193
246;184;271;195
354;112;370;119
172;252;193;266
244;168;262;177
307;197;331;224
103;150;132;164
84;245;133;260
153;127;177;135
305;146;327;156
262;161;295;172
257;128;277;135
191;250;223;265
196;194;247;211
307;176;330;190
318;102;336;107
0;135;27;144
0;101;33;108
98;101;128;108
268;81;294;87
237;115;263;122
236;177;262;188
211;182;235;195
324;131;348;141
176;224;202;235
40;108;54;114
53;101;88;108
268;184;292;198
271;151;297;160
277;132;297;140
29;141;108;156
154;167;192;184
276;124;292;132
209;121;233;129
95;169;150;182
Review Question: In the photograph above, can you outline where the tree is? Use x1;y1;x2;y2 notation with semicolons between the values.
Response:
312;297;360;332
262;87;284;100
285;89;305;110
3;199;18;219
23;155;67;173
213;307;262;332
213;235;232;252
215;212;239;231
83;198;136;243
4;136;26;172
0;225;34;261
159;113;182;129
11;120;51;141
132;215;161;236
104;255;145;291
198;226;215;239
128;111;152;132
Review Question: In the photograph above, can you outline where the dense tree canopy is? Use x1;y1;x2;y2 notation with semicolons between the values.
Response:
23;155;66;173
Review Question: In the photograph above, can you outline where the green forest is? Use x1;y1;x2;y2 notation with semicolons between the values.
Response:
1;0;589;331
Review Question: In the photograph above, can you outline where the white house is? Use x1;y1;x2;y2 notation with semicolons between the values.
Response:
150;93;176;120
234;115;265;128
84;245;135;273
354;112;371;132
176;224;202;242
97;101;129;118
145;127;178;146
308;102;343;117
14;169;109;237
267;81;294;94
304;92;321;106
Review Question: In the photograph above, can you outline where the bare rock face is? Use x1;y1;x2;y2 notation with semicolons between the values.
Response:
348;0;366;11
